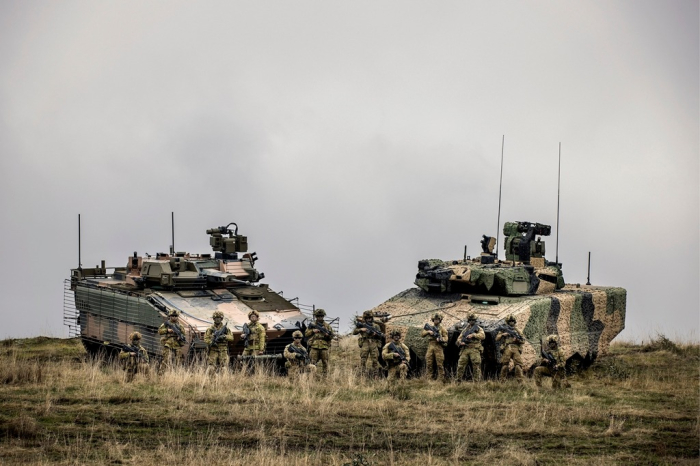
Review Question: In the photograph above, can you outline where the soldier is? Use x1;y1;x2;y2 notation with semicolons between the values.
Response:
534;335;571;389
283;330;317;378
353;311;384;377
242;310;266;357
204;310;233;373
496;314;525;382
455;314;485;382
382;330;410;381
119;332;150;382
157;309;186;374
305;309;334;375
421;313;448;381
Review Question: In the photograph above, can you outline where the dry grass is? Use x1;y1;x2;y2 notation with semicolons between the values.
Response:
0;335;697;465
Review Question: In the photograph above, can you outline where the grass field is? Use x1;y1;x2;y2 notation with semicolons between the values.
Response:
0;335;697;465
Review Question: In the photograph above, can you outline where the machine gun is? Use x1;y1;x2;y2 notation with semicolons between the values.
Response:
458;323;482;346
423;323;446;345
540;339;559;370
242;323;251;347
287;344;310;365
119;343;145;362
496;325;524;344
388;342;408;365
308;321;332;339
355;321;385;340
209;323;230;348
163;319;187;345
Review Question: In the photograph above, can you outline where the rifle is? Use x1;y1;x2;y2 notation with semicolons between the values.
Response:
209;323;229;348
164;320;187;345
242;323;251;348
458;323;481;345
355;321;385;340
287;344;310;365
388;342;407;365
423;323;446;344
497;325;524;344
120;343;145;362
540;341;559;370
308;321;332;339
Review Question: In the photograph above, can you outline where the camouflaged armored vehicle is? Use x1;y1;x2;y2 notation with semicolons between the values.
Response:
64;222;332;364
367;221;626;377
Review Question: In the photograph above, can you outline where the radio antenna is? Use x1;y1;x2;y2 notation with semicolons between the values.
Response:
586;251;591;285
78;214;82;270
555;142;561;265
171;212;175;255
495;135;505;259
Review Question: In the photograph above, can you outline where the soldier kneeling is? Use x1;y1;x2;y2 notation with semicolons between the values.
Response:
534;335;571;389
284;330;317;379
119;332;150;382
382;330;410;381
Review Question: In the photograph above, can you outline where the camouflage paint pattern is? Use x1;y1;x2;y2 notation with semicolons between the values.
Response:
370;284;626;371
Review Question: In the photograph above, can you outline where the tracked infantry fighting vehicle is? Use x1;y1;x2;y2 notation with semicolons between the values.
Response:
64;222;333;364
368;221;626;378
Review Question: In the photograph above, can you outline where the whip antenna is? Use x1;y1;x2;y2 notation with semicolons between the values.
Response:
171;212;175;254
495;135;505;259
78;214;82;270
555;142;561;265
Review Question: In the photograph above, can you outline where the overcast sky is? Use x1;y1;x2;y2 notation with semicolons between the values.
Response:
1;1;697;342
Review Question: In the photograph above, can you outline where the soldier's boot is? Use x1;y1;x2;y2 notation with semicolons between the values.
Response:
534;373;543;387
499;365;509;382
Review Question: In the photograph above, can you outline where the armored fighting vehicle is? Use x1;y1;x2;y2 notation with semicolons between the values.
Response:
366;221;626;377
64;222;332;364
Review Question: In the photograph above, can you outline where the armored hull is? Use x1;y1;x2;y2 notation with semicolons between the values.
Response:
367;221;627;377
64;223;332;363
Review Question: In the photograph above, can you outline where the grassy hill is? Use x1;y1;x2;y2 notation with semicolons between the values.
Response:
0;336;697;465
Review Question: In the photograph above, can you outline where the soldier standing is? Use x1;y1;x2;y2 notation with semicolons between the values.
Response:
455;314;485;382
119;332;150;382
382;330;410;381
305;309;334;375
496;314;525;382
284;330;317;378
421;313;448;382
242;310;266;357
157;309;186;374
204;311;233;373
353;311;384;377
534;335;571;389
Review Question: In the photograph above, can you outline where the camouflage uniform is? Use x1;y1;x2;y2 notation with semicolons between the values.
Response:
204;311;233;371
119;332;150;382
284;330;317;378
497;315;525;382
157;310;186;374
534;336;570;389
353;311;383;376
382;331;410;380
305;309;334;375
421;313;448;381
456;315;485;381
242;310;266;357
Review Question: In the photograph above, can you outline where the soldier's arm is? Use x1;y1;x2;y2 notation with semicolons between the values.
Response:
305;327;315;338
403;344;410;364
258;325;266;352
440;327;448;341
224;328;234;342
326;323;334;338
381;344;393;360
204;328;213;345
119;350;130;360
283;345;294;361
140;347;150;363
421;329;430;337
475;328;486;341
158;324;168;335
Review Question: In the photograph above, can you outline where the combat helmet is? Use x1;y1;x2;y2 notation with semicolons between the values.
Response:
314;308;326;317
467;313;477;322
432;313;443;322
129;331;142;341
168;309;179;317
390;329;402;338
505;314;516;324
248;309;260;318
362;311;374;320
212;310;224;320
292;330;303;338
547;334;559;345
